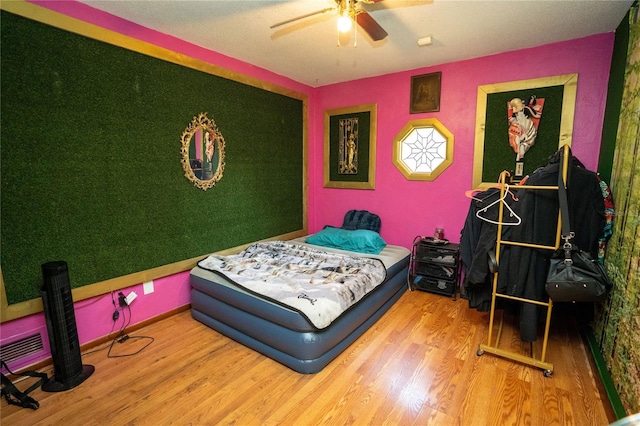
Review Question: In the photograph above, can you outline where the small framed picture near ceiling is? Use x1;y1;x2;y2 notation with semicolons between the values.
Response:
324;104;377;190
410;71;441;114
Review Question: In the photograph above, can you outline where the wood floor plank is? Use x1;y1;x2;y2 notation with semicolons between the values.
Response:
1;291;614;425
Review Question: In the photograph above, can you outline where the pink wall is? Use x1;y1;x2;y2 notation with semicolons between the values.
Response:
308;34;615;249
1;0;614;372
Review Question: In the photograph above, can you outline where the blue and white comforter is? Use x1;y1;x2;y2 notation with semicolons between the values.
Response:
197;241;387;329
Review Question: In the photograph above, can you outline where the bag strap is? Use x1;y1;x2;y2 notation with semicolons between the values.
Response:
0;360;48;410
557;147;575;262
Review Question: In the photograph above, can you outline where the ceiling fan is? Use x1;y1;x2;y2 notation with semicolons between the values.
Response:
270;0;389;42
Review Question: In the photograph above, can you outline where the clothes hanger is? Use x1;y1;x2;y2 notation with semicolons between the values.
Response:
465;171;519;202
475;183;522;226
465;186;519;203
465;188;498;202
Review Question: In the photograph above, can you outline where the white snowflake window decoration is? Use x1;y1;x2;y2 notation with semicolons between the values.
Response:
392;118;454;181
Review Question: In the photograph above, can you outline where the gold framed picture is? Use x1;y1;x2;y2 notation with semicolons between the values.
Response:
473;74;578;188
410;72;441;113
323;104;377;189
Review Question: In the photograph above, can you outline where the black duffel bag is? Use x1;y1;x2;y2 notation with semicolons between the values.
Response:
545;146;612;303
546;243;611;302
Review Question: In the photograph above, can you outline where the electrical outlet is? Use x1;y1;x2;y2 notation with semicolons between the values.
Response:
125;291;137;305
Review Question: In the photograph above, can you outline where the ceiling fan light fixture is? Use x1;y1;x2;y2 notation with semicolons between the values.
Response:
338;14;352;33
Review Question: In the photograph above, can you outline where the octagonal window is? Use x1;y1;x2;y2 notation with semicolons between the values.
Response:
392;118;454;181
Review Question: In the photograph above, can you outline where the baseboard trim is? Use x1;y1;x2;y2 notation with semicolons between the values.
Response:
11;304;191;377
80;304;192;353
583;326;627;420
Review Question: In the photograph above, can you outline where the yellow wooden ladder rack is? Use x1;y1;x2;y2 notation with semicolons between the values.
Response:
477;144;570;377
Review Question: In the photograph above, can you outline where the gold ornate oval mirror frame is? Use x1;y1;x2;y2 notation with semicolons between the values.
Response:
180;112;226;190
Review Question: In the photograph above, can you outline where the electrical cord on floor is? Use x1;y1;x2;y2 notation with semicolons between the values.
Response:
81;291;123;356
82;291;153;358
106;295;154;358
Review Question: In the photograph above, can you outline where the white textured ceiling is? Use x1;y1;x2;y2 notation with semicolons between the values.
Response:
78;0;633;87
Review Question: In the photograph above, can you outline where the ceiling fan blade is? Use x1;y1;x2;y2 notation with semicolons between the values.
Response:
355;10;388;41
270;7;335;29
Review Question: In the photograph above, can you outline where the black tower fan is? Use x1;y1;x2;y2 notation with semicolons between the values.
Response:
40;261;94;392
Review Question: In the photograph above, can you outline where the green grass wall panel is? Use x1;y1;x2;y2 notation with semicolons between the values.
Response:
1;11;304;304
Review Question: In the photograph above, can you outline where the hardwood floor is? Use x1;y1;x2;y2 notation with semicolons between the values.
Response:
2;290;614;425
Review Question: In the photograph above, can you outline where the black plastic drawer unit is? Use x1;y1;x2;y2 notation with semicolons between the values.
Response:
408;238;460;299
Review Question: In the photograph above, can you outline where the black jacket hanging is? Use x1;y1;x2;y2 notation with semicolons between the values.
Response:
460;148;606;341
498;149;605;341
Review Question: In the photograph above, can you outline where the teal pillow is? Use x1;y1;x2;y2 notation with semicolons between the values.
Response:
305;227;386;254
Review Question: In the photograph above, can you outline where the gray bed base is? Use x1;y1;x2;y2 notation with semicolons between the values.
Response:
190;257;409;374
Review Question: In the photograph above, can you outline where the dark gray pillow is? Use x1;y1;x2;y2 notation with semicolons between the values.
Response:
341;210;381;233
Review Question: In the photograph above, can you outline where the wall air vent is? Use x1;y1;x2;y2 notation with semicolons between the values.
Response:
0;330;47;370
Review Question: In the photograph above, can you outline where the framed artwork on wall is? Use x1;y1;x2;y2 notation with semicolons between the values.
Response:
324;103;377;189
392;118;454;181
472;73;578;189
410;71;441;113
